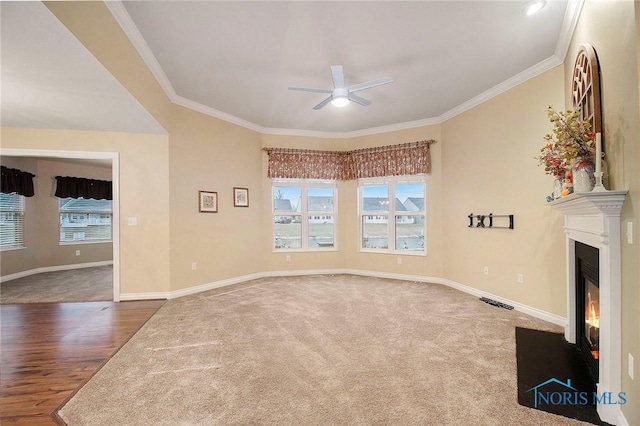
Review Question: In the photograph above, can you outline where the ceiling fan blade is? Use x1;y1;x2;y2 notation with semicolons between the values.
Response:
347;77;393;93
348;93;371;106
313;95;334;110
288;87;333;94
330;65;345;88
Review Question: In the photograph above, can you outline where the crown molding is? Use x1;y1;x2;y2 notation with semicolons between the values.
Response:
261;116;442;139
438;55;563;122
105;1;177;99
554;0;584;63
106;1;579;139
172;95;265;134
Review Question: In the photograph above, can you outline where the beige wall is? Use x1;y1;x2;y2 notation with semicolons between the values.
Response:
168;105;265;290
441;66;567;315
567;1;640;423
0;128;171;295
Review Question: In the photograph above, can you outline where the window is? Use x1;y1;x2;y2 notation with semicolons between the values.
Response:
0;192;25;250
59;197;112;243
273;180;336;251
359;176;426;254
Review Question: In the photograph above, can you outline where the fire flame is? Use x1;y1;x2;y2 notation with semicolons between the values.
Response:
586;292;600;328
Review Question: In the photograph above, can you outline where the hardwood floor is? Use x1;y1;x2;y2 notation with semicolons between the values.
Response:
0;300;165;425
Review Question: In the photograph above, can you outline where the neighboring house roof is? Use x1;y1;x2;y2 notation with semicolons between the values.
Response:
59;198;111;212
395;198;408;212
274;198;293;212
362;197;407;212
404;197;424;211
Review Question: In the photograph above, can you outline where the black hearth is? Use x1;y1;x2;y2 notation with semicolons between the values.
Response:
575;241;600;382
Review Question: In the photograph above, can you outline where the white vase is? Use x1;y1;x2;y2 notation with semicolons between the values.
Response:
572;157;595;193
553;177;564;199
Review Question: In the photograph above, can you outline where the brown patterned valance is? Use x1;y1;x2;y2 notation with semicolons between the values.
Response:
264;140;435;180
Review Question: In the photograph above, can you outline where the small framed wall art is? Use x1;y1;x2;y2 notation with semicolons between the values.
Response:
233;187;249;207
199;190;218;213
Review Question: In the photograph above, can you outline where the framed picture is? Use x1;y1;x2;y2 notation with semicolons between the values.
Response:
199;190;218;213
233;187;249;207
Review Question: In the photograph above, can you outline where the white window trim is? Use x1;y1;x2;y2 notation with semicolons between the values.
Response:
358;175;427;256
272;179;338;253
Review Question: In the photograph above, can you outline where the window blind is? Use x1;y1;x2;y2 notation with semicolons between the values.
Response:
0;192;25;249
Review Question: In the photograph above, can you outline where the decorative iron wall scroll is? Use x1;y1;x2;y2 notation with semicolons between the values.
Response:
468;213;514;230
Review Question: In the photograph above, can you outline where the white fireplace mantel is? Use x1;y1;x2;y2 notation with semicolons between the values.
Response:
550;190;627;425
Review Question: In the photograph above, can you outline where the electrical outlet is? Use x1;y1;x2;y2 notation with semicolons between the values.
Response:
629;353;635;380
397;257;402;265
127;217;138;226
517;274;524;284
483;266;489;275
627;221;633;244
286;255;291;262
191;262;197;271
75;250;80;256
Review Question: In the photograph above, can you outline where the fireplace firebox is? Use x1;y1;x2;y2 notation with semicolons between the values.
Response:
575;241;599;382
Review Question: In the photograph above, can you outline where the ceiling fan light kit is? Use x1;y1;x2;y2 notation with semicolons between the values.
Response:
331;96;349;108
288;65;392;110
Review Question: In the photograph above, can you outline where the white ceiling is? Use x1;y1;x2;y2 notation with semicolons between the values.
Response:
1;1;579;138
0;1;166;135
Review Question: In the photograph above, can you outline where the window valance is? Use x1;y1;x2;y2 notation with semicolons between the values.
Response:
55;176;112;200
264;140;435;180
1;166;35;197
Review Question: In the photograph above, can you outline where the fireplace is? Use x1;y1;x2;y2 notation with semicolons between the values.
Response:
575;241;599;382
550;190;626;425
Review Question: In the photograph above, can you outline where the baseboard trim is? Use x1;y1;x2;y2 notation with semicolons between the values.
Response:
0;261;114;283
120;268;567;328
340;269;567;327
166;272;267;300
119;291;171;301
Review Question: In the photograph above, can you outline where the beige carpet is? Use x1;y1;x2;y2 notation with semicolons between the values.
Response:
0;265;112;304
58;275;591;425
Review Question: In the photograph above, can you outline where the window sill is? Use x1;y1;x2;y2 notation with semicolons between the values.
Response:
273;248;338;253
359;249;427;257
1;245;26;252
59;240;112;246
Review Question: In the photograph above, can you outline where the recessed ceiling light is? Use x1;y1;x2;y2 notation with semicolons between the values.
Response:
523;0;546;16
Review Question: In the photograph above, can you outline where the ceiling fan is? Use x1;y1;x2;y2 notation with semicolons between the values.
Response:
288;65;393;110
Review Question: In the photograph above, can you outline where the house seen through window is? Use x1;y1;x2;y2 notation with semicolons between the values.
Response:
359;177;426;254
273;180;336;251
59;197;112;243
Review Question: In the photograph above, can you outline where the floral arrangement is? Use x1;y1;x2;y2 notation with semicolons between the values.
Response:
537;107;596;177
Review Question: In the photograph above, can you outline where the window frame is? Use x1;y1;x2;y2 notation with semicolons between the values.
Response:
0;192;25;251
58;197;113;245
272;179;337;253
358;175;426;256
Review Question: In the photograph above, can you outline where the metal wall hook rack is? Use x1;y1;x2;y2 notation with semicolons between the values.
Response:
468;213;514;229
